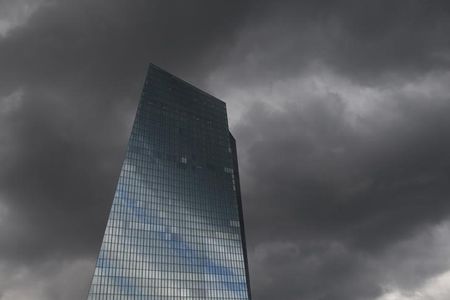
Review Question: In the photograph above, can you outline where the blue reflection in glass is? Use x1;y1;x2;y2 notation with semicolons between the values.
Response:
87;64;251;299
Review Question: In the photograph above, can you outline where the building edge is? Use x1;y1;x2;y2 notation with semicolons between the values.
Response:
229;132;252;300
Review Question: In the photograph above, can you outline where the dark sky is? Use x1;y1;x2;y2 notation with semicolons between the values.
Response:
1;1;450;299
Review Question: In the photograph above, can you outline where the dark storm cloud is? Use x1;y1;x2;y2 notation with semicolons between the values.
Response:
248;240;383;300
234;88;450;299
213;0;450;87
1;0;450;299
0;0;252;265
239;97;450;248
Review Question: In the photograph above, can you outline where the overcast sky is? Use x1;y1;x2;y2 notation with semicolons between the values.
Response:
1;1;450;299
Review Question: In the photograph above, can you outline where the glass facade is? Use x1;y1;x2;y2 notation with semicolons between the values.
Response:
87;64;251;299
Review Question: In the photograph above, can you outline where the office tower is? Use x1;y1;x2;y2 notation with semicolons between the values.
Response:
87;64;251;299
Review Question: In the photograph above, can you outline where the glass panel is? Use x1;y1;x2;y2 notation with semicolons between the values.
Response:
87;64;251;299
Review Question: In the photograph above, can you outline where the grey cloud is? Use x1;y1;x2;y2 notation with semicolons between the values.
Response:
249;240;382;300
248;220;450;300
0;0;252;265
210;0;450;87
234;84;450;299
1;0;450;299
0;0;252;92
237;90;450;248
0;258;93;300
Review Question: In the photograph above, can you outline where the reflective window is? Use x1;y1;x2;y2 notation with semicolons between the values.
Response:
87;64;251;299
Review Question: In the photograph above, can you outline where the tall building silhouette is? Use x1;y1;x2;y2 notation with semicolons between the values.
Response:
87;64;251;299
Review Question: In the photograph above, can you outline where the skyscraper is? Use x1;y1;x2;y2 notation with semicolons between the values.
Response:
87;64;252;299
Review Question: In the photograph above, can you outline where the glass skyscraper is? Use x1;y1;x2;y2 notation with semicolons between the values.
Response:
87;64;252;299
